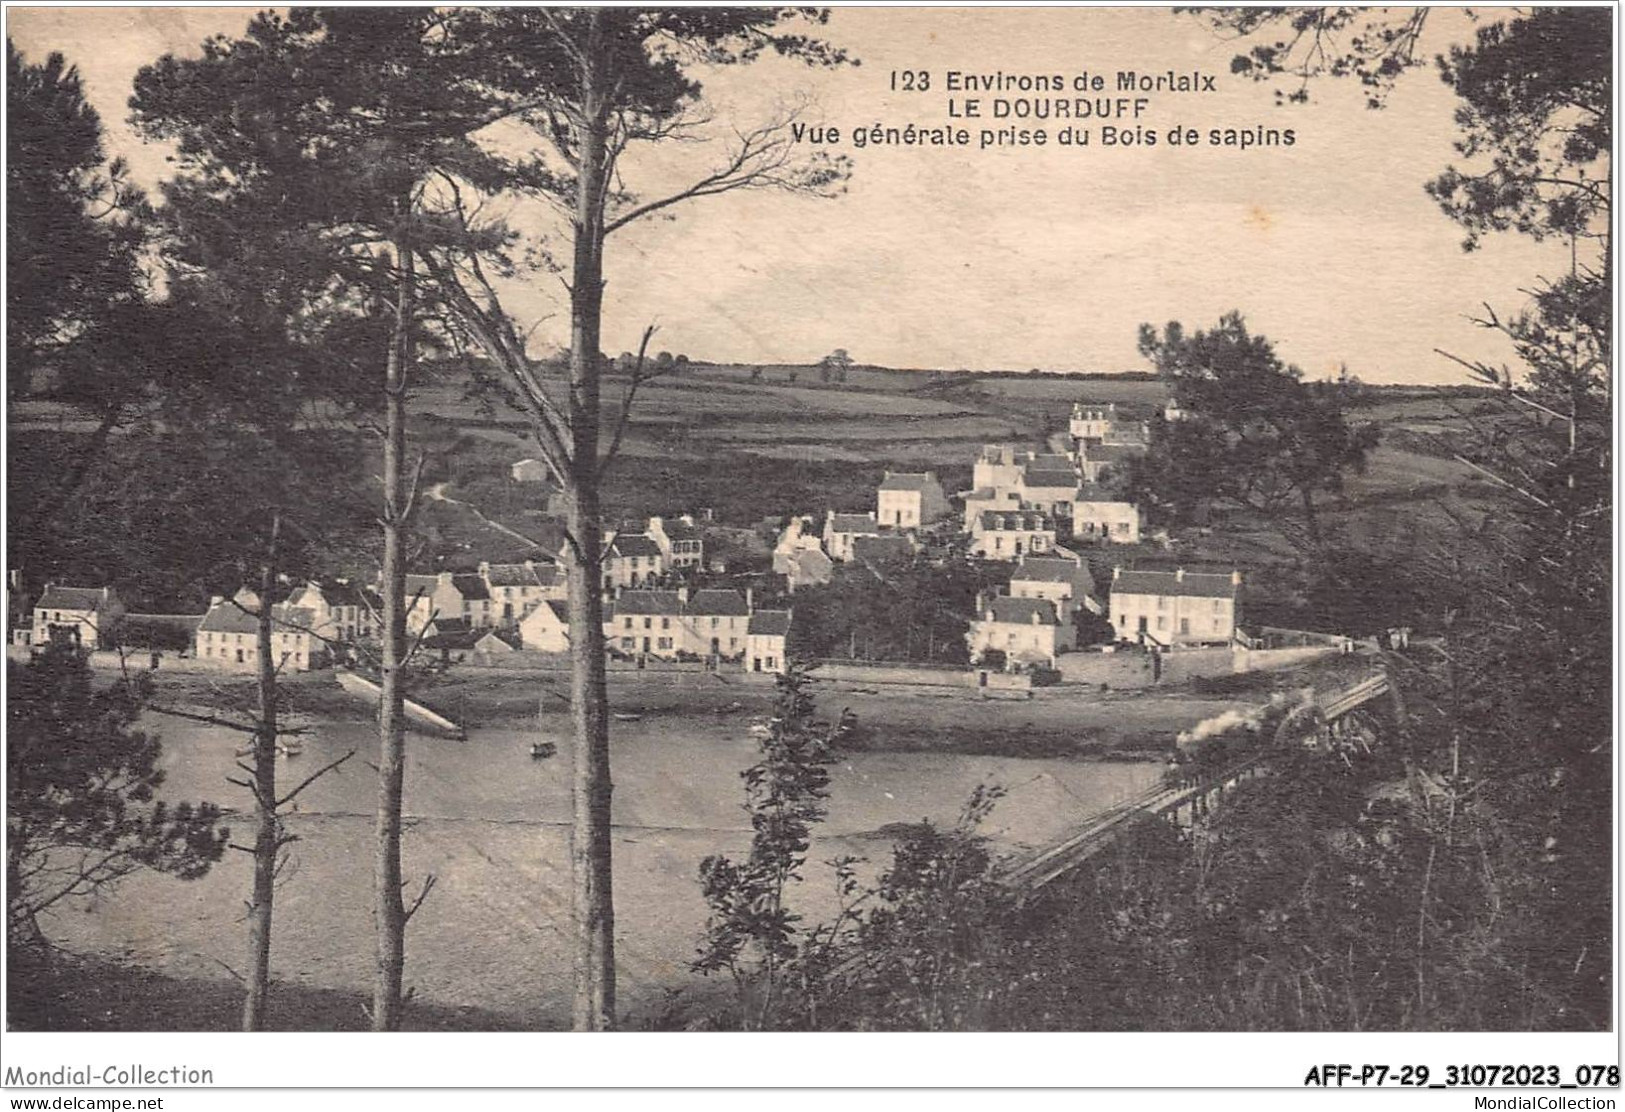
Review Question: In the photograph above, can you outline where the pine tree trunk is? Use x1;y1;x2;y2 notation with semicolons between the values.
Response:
243;512;281;1031
373;229;415;1031
567;12;617;1030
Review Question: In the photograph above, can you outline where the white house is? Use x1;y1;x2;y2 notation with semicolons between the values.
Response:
599;532;666;591
480;560;564;628
973;444;1027;497
746;609;792;674
283;580;376;645
606;588;752;658
961;487;1021;532
684;588;752;659
1008;552;1099;623
1017;461;1081;521
194;590;322;673
823;510;880;562
1109;566;1241;647
1069;403;1119;442
518;599;572;653
966;596;1072;669
646;515;704;569
403;572;495;634
970;510;1056;561
31;584;125;650
876;471;951;529
1071;487;1143;544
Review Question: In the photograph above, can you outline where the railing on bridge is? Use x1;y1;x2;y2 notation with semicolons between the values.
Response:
999;670;1393;898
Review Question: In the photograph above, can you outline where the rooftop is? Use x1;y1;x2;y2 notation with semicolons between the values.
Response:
827;512;880;535
747;610;793;636
1012;556;1093;588
978;510;1054;532
608;534;663;560
687;589;750;617
982;597;1060;626
1113;568;1239;600
197;601;316;637
36;585;113;611
878;471;941;493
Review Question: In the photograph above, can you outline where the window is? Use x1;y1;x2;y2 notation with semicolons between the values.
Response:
624;617;633;630
710;616;718;628
661;617;670;630
643;617;652;630
1213;599;1222;612
1180;618;1190;635
657;637;672;650
621;637;635;650
1156;616;1166;631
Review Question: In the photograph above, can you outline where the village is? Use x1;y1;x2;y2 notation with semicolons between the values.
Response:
11;390;1359;718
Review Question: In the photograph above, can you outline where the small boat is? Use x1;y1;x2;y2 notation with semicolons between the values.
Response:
529;741;557;760
280;739;304;757
612;712;643;723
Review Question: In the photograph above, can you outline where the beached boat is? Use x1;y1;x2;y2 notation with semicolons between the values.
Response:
333;670;467;739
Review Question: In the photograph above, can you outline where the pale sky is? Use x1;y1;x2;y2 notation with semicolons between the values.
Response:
7;6;1581;384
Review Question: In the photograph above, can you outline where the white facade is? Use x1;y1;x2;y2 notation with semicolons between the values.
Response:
876;472;951;529
1109;567;1241;646
971;511;1056;561
1071;497;1142;544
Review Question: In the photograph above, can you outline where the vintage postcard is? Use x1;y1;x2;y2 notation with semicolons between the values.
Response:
3;2;1615;1098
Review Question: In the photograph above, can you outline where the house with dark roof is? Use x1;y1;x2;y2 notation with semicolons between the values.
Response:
966;594;1072;669
480;559;564;627
401;571;497;635
746;609;792;674
1017;462;1082;521
194;589;323;672
876;471;950;529
31;584;125;650
646;515;704;569
1109;566;1242;647
773;516;834;590
823;510;881;562
285;580;378;645
600;532;666;591
603;586;755;659
1071;484;1143;544
970;510;1056;562
1009;552;1100;621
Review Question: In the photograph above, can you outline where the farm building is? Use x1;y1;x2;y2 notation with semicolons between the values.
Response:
823;510;881;562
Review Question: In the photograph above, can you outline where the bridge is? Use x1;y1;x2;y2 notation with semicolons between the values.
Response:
999;668;1395;901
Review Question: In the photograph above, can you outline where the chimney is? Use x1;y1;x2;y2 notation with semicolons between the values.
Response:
744;587;754;611
1031;609;1041;625
210;595;224;608
438;571;454;587
478;561;491;576
1175;567;1185;582
1231;569;1243;587
1112;565;1121;581
523;559;535;572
